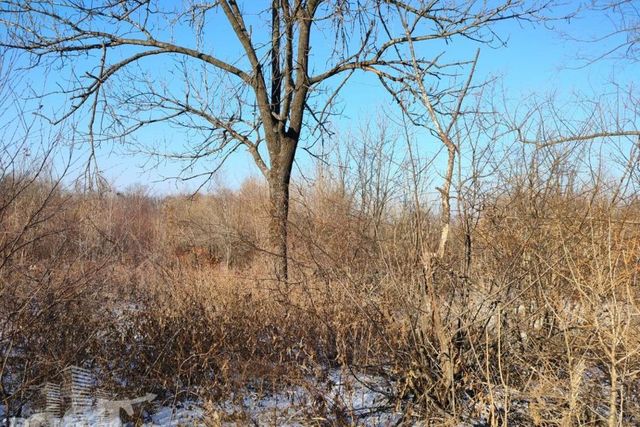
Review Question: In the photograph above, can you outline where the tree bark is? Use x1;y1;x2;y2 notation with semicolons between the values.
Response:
267;138;295;282
268;176;289;281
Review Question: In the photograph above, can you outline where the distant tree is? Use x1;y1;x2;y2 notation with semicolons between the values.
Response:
576;0;640;65
0;0;554;280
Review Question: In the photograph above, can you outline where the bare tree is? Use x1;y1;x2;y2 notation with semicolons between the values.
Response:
376;6;481;275
507;90;640;152
0;0;554;280
571;0;640;65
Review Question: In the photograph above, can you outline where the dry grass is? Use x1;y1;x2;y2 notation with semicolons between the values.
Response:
1;145;639;425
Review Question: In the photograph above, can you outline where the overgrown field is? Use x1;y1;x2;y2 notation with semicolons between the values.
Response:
1;141;639;425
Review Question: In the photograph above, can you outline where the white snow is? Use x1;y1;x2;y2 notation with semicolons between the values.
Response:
6;368;401;426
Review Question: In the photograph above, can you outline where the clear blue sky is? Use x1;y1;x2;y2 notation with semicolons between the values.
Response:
4;2;637;194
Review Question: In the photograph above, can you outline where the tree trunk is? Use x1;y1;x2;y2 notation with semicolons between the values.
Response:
267;149;294;282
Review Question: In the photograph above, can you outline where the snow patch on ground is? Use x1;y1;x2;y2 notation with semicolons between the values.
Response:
147;404;204;426
7;369;401;426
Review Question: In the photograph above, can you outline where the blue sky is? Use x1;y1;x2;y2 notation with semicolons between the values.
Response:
4;1;637;194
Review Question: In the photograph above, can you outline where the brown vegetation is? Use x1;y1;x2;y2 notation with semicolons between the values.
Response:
0;2;638;424
1;132;638;425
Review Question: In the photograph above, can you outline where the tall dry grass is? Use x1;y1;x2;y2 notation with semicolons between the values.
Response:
1;133;639;425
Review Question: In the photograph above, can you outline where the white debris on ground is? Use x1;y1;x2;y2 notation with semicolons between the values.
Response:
4;369;403;426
